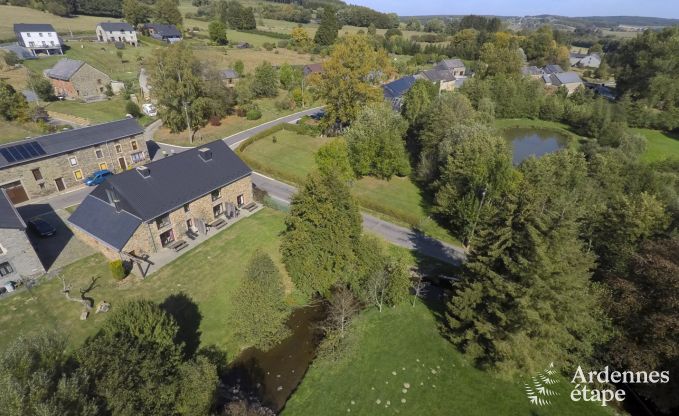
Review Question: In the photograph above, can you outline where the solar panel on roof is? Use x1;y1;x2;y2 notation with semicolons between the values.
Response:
0;148;16;162
14;145;30;159
7;147;22;160
29;142;46;155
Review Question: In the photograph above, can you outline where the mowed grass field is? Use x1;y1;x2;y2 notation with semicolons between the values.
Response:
240;130;461;245
0;5;102;39
283;302;614;416
0;209;289;355
23;40;162;83
0;120;44;144
633;128;679;162
45;96;154;125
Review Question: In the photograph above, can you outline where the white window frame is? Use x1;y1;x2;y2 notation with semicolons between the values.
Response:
68;156;78;166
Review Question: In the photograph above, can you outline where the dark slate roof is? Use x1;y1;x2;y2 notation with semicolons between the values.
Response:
45;58;85;81
144;24;181;38
552;71;584;85
436;58;464;70
543;64;565;74
91;140;251;222
13;23;56;33
303;63;323;75
0;118;144;169
521;65;544;76
419;69;456;82
383;75;416;99
68;194;141;251
99;22;134;32
0;189;25;230
220;69;239;79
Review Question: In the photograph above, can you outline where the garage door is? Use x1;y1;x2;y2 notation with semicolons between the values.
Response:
1;181;29;204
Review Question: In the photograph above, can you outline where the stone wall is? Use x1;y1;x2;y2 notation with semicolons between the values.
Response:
69;64;112;100
121;175;253;255
70;225;120;261
0;134;149;202
49;78;77;98
0;228;44;284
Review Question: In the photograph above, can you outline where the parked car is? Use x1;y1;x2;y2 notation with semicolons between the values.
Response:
3;281;15;293
142;103;158;117
84;169;113;186
27;218;56;237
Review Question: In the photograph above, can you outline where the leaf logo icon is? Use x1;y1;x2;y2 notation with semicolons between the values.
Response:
524;363;560;406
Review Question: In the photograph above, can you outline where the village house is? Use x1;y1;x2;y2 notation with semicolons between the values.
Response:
383;75;417;110
521;65;545;79
68;140;254;263
96;22;138;46
45;58;112;100
542;64;565;75
435;58;466;77
220;69;240;87
415;69;468;92
0;189;44;286
143;23;182;43
0;118;148;204
570;53;602;69
13;23;62;56
542;71;585;95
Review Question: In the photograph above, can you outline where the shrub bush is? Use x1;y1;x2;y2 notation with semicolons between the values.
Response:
109;260;127;281
262;42;275;51
125;101;142;118
246;109;262;120
277;40;289;48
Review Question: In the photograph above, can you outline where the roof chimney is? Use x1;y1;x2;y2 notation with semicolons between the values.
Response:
105;188;122;213
136;166;150;178
198;147;212;162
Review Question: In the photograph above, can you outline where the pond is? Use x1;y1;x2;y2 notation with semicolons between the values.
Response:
221;302;326;413
502;128;570;165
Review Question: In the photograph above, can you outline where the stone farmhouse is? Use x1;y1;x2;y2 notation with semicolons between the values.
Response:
0;189;44;285
68;140;254;262
383;75;417;110
96;22;138;46
13;23;62;56
542;71;585;95
143;23;182;43
0;118;147;204
220;68;240;87
434;58;466;77
45;58;111;100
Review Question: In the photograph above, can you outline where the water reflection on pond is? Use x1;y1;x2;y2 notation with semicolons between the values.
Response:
503;127;570;165
221;303;326;413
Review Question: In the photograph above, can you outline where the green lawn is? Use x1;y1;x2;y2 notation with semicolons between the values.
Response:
0;209;289;355
283;302;613;416
45;96;153;125
240;131;461;245
0;120;44;144
23;40;162;83
633;128;679;162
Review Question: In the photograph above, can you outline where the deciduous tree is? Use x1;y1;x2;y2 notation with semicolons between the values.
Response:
314;6;339;46
314;34;392;131
315;138;354;183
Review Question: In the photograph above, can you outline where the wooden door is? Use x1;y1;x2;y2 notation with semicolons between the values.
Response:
1;181;29;204
55;178;65;192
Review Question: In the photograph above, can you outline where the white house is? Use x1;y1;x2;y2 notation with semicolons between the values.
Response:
13;23;62;56
96;22;138;46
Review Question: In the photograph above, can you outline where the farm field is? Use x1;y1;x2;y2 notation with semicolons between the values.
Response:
0;209;289;355
0;5;102;40
283;302;613;416
239;130;461;245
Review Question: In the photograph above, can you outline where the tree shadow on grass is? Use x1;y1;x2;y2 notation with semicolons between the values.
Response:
160;292;202;358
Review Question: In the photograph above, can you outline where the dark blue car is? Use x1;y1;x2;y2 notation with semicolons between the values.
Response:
84;170;113;186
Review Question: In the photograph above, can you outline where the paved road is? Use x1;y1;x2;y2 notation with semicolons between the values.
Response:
252;173;466;266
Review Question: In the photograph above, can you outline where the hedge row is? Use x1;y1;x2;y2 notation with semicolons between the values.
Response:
236;123;318;153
